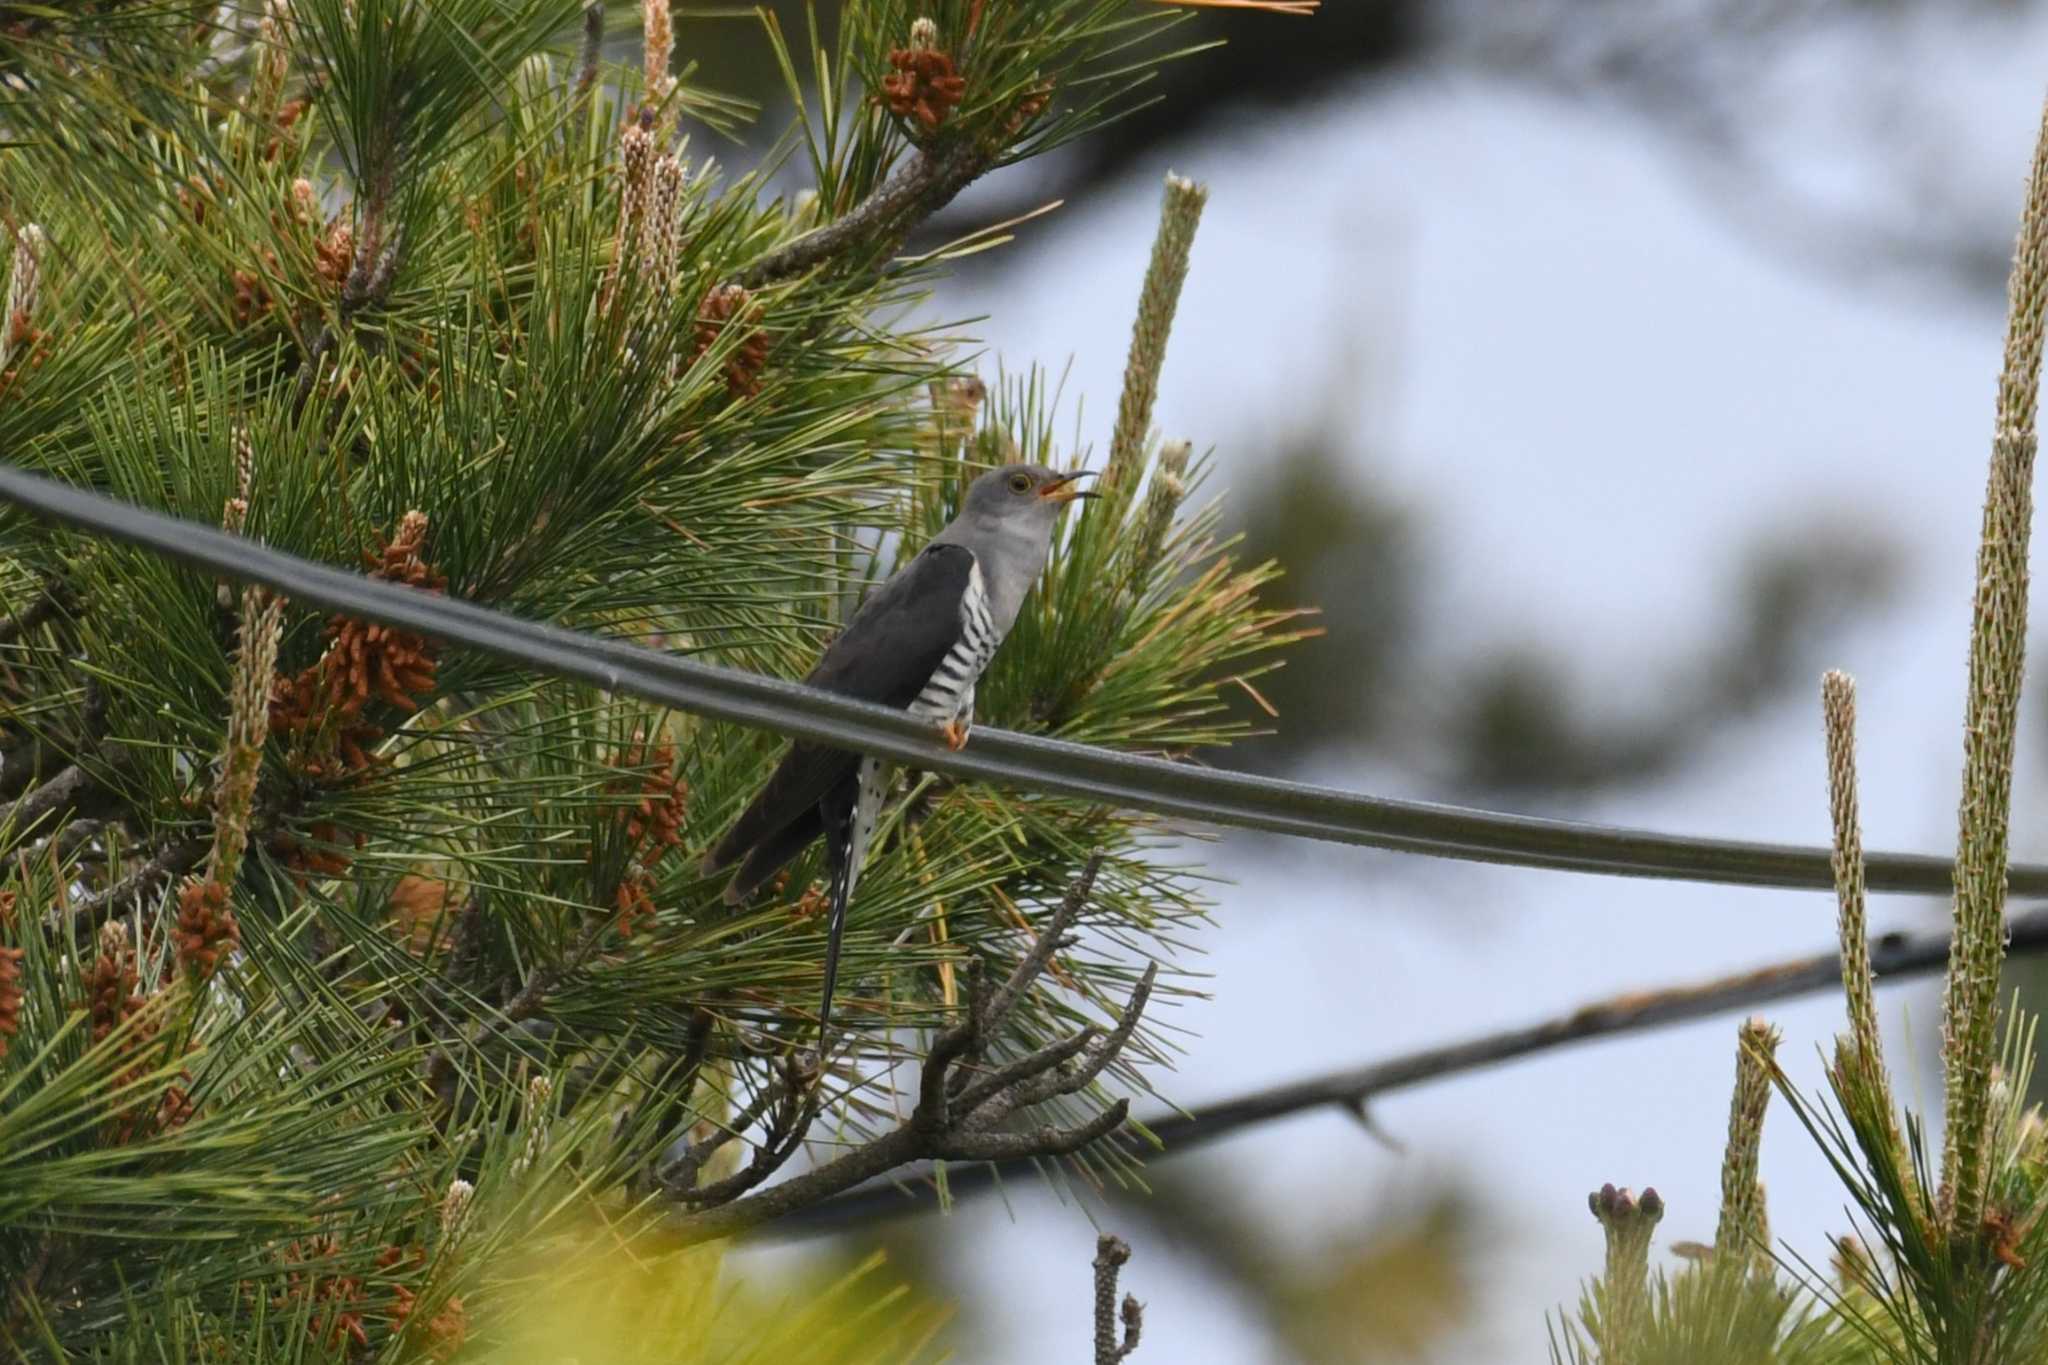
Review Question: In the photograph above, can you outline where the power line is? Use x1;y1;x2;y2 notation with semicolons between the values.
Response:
0;462;2031;896
756;905;2048;1241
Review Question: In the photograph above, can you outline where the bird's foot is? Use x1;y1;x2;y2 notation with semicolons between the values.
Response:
939;717;970;751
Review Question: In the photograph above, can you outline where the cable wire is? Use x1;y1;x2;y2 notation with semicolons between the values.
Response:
1;462;2034;895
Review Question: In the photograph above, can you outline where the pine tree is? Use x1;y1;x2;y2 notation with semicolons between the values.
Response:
0;1;1307;1356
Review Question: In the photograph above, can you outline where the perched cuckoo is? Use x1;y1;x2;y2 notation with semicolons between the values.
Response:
701;462;1096;1033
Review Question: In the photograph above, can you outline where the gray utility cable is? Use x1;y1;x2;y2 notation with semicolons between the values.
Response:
0;461;2028;896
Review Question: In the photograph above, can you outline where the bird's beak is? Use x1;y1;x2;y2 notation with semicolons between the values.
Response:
1039;470;1100;503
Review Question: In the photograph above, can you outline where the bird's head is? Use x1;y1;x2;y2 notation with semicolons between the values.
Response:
959;463;1098;533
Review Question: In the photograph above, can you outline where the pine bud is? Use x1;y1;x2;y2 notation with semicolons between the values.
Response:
290;177;319;226
439;1178;474;1238
2;224;46;372
1128;438;1191;587
1105;176;1206;510
255;0;291;111
514;1075;554;1174
640;154;686;287
208;584;284;888
218;426;256;604
1588;1183;1662;1355
620;118;656;237
1714;1016;1780;1267
642;0;675;109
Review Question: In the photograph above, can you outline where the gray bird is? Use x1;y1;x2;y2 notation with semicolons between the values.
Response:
701;462;1097;1034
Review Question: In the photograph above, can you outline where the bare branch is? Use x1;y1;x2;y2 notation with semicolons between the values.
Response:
968;965;1156;1129
951;1026;1098;1113
982;851;1101;1028
938;1100;1132;1162
1;763;93;842
762;905;2048;1240
671;1076;822;1207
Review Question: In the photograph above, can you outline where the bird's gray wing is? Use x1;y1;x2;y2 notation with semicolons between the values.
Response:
702;542;977;889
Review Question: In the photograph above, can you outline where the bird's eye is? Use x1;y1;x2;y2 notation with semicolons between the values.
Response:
1007;472;1032;493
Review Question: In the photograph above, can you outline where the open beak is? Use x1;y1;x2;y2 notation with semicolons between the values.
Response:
1039;470;1100;504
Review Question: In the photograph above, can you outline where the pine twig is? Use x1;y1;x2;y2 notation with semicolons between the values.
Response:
624;1009;717;1194
288;154;406;416
2;1233;60;1350
504;911;617;1023
659;1052;820;1206
423;911;623;1109
1093;1234;1143;1364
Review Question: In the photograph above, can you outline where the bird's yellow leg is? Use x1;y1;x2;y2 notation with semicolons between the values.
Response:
939;716;970;751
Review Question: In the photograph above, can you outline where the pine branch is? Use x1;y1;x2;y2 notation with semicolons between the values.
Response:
0;0;1321;1350
0;465;2038;899
0;763;94;840
737;136;1000;290
762;906;2048;1240
650;864;1151;1246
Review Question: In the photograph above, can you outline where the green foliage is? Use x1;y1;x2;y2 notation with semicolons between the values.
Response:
0;0;1296;1355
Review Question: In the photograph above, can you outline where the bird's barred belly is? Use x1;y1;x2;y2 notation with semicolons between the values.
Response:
910;558;999;724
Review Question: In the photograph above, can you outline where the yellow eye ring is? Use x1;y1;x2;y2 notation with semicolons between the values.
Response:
1007;472;1032;493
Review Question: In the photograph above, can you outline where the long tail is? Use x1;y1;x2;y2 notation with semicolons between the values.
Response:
817;758;883;1039
818;844;852;1037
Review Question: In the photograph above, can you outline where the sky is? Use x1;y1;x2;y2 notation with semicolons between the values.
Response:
751;15;2048;1360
